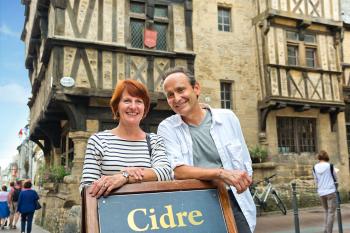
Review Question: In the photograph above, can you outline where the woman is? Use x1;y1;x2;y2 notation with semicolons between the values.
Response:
0;185;10;229
17;180;39;233
312;150;337;233
80;80;172;198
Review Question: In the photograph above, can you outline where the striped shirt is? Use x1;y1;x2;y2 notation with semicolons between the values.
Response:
80;131;172;189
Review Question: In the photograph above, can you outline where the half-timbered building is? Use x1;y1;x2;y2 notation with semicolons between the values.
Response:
252;0;349;190
21;0;349;231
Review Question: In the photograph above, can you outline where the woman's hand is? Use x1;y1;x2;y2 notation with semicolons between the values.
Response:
89;174;128;198
122;167;145;182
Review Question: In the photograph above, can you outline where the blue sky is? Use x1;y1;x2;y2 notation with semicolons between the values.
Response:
0;1;31;170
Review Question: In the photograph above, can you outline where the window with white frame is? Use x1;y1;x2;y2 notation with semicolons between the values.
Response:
220;82;232;109
218;7;231;32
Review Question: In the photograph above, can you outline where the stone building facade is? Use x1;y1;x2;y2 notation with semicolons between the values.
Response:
21;0;349;232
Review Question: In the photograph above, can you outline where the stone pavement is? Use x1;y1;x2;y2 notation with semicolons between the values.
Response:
255;203;350;233
1;219;50;233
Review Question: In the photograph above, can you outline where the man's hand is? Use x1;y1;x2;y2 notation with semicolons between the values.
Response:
218;169;252;193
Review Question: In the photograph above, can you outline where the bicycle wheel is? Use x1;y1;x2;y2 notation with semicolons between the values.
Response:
271;192;287;215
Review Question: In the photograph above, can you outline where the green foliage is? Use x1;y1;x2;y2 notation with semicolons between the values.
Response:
249;145;268;163
38;165;70;184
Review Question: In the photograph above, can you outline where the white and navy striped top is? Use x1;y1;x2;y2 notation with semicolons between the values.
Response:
80;130;172;188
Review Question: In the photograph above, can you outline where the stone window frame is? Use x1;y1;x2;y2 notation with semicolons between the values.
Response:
220;81;233;109
277;117;317;154
286;30;318;68
217;6;231;32
128;0;170;51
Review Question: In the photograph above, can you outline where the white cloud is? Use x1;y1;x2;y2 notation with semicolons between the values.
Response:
0;24;20;38
0;83;31;104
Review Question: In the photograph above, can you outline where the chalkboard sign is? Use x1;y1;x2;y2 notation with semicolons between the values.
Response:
82;180;237;233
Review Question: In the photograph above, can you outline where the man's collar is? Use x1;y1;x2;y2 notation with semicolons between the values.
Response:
172;104;223;127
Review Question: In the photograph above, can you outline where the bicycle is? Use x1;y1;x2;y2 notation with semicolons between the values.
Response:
250;174;287;215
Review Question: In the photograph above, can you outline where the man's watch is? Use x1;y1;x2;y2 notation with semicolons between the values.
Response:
121;171;129;182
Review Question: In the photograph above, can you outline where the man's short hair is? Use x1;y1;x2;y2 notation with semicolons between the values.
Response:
23;180;32;189
161;66;196;87
317;150;329;162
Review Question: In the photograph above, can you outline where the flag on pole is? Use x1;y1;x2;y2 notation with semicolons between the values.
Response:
18;128;23;138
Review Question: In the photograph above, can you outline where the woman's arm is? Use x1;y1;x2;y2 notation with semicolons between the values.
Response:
80;135;103;191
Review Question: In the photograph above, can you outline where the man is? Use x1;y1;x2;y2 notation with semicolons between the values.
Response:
8;180;22;229
157;66;256;233
313;150;337;233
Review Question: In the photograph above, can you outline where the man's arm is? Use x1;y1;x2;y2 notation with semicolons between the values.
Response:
230;111;253;177
174;165;252;194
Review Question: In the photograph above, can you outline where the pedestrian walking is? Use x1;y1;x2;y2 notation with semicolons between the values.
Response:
17;180;39;233
313;150;337;233
0;185;10;229
158;66;256;233
8;181;21;229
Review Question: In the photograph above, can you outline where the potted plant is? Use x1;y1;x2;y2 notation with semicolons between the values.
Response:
249;145;268;163
38;165;70;191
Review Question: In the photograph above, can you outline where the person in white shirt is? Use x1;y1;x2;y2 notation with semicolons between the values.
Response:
313;150;337;233
157;66;256;233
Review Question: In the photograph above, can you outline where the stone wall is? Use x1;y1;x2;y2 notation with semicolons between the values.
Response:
192;0;260;146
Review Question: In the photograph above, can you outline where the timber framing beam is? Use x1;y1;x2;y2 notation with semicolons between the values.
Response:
252;9;343;29
258;98;345;132
41;36;195;66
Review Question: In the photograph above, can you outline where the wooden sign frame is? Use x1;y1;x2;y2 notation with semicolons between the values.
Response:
82;179;238;233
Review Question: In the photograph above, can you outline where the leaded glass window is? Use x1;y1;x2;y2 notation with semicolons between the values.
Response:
129;1;168;51
277;117;316;154
130;19;144;49
154;23;167;50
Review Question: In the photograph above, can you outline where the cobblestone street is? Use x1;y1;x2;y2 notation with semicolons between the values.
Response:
255;203;350;233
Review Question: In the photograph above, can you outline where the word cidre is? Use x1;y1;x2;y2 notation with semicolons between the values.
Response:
127;204;204;231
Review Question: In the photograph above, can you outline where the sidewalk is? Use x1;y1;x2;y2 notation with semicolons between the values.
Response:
2;221;50;233
255;203;350;233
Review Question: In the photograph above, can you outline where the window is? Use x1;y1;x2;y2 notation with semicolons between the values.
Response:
305;48;317;68
286;31;299;41
277;117;316;154
129;1;168;51
286;31;317;68
220;82;232;109
287;45;298;66
345;104;350;154
218;7;231;32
